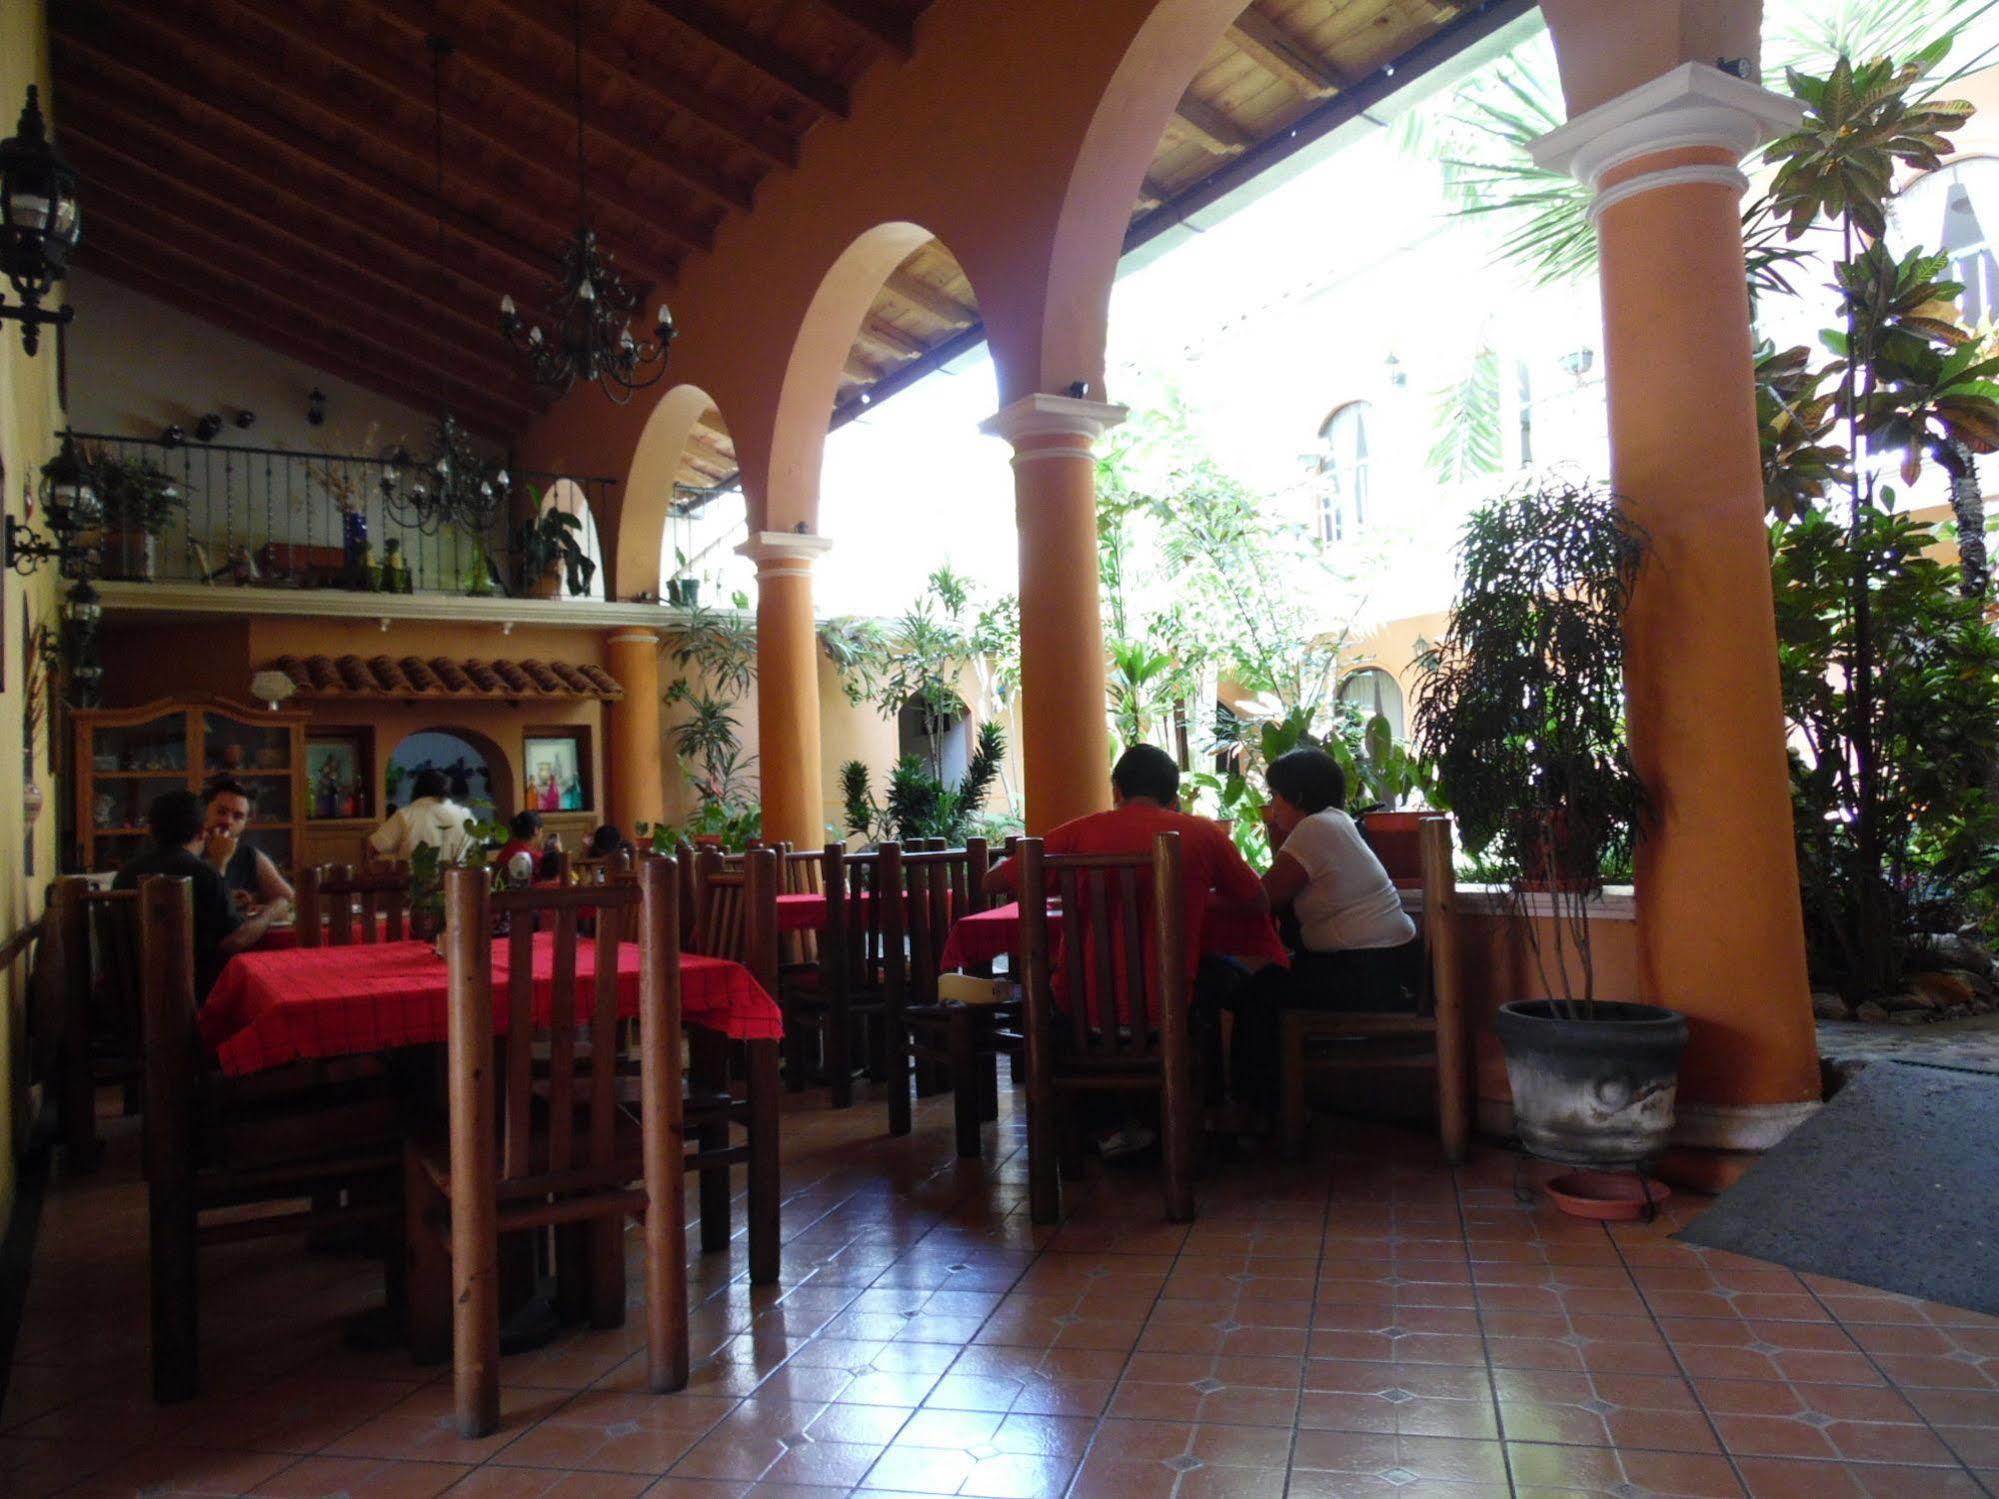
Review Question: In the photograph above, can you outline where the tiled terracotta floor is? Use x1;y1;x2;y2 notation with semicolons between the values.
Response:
5;1085;1996;1499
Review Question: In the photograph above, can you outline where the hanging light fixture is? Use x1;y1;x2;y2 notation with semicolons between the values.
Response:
498;1;673;403
380;32;510;537
0;86;81;357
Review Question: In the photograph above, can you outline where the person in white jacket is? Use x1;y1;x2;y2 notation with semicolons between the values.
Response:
367;767;474;863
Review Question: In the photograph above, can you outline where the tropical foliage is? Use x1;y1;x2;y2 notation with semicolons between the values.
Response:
841;721;1007;844
1414;475;1648;1009
1754;42;1999;999
658;602;761;850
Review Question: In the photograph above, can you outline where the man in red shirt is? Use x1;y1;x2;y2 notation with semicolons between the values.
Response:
984;744;1267;955
984;745;1269;1156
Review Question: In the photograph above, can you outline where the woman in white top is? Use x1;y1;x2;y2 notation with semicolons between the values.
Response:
1227;746;1419;1126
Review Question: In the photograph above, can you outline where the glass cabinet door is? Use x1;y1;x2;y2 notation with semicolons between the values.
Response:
86;712;189;851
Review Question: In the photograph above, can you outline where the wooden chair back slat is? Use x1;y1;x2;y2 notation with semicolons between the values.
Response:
84;887;144;1067
544;906;580;1178
504;917;535;1180
300;864;411;949
686;846;780;994
589;912;622;1166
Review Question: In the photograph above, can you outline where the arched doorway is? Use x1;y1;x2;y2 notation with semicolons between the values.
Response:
539;480;607;601
385;725;512;824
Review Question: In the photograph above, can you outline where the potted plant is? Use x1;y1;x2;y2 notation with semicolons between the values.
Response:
514;504;597;599
1414;474;1686;1169
90;447;185;581
666;547;700;608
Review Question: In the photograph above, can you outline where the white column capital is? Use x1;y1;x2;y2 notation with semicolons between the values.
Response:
979;393;1129;449
736;530;834;579
1532;62;1801;220
605;628;661;649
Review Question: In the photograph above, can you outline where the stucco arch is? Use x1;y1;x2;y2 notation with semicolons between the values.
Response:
761;222;985;534
538;478;607;600
619;382;731;599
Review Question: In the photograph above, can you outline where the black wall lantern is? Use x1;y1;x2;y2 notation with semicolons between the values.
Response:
6;437;107;707
0;86;80;357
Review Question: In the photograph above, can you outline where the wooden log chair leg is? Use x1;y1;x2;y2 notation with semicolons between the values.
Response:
1279;1012;1311;1162
827;994;854;1110
887;1013;913;1139
782;1006;808;1093
948;1008;981;1159
588;1216;627;1330
690;1028;732;1255
402;1144;451;1365
555;1223;590;1324
746;1039;781;1285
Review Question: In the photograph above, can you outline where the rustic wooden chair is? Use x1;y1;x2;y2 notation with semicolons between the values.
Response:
1018;831;1197;1224
47;878;144;1171
297;863;410;946
779;842;904;1108
405;860;687;1437
896;840;1011;1155
137;875;402;1403
1278;815;1469;1163
683;846;782;1283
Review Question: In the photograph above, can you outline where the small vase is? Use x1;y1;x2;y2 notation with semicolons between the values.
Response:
23;782;44;830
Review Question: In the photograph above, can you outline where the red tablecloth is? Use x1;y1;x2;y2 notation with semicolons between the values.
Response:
776;893;826;933
202;931;783;1077
939;896;1287;969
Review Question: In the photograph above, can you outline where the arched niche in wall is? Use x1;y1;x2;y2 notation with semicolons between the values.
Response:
385;724;513;825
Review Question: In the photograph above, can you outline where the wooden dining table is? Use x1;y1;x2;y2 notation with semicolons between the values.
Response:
202;932;786;1282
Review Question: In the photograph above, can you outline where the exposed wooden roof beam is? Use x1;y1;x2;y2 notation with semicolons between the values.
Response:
491;0;799;170
52;31;553;289
1138;175;1174;209
856;317;927;361
188;0;697;271
355;0;757;215
64;136;525;376
632;0;850;116
81;219;536;434
882;267;976;324
1229;10;1346;97
807;0;916;58
843;352;882;383
1170;92;1254;155
75;243;526;440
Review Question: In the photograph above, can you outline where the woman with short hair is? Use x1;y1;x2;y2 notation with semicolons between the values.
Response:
1227;746;1419;1132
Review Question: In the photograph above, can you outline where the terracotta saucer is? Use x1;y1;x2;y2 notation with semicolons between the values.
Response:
1544;1170;1672;1221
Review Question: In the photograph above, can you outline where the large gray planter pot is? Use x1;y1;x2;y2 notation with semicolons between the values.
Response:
1494;1000;1689;1167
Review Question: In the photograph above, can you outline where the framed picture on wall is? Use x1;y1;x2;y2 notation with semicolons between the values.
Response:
524;729;590;813
307;729;372;820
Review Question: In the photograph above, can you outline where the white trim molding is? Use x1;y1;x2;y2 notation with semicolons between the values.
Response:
1531;61;1800;204
979;392;1129;448
1671;1098;1822;1152
736;530;835;580
95;581;682;631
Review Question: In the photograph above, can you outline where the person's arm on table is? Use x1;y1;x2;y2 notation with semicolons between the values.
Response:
221;895;291;954
981;857;1018;897
1258;804;1309;914
1207;823;1270;912
254;849;295;905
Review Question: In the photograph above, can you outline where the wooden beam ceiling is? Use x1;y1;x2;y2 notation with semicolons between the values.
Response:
806;0;917;57
632;0;852;117
1229;10;1346;96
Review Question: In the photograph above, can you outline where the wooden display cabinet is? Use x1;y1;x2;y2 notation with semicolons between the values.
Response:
72;698;310;875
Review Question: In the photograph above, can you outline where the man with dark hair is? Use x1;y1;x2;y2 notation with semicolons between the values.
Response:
983;744;1267;1156
367;766;474;863
116;789;290;997
201;777;295;910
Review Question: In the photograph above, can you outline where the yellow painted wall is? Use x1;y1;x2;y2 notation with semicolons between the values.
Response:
0;1;62;1221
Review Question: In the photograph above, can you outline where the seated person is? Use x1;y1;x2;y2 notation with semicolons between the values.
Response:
1225;747;1419;1133
367;768;473;864
586;823;633;860
538;830;567;882
116;789;290;998
201;777;295;911
494;810;543;875
984;744;1267;1156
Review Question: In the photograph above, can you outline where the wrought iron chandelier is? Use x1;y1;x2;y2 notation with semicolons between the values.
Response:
379;34;510;538
498;1;674;403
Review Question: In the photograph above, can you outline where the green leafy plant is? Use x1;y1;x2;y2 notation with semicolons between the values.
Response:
1414;475;1649;1012
1755;41;1999;1000
88;448;185;535
662;600;760;846
514;499;597;597
842;720;1006;844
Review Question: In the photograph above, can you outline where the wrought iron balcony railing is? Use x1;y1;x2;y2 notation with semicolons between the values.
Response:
65;431;615;600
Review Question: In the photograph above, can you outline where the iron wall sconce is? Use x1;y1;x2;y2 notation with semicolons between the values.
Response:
306;388;327;426
5;435;100;582
0;86;80;357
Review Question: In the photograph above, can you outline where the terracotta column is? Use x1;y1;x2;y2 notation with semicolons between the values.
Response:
979;394;1126;833
1534;64;1822;1170
738;531;834;848
604;628;665;836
